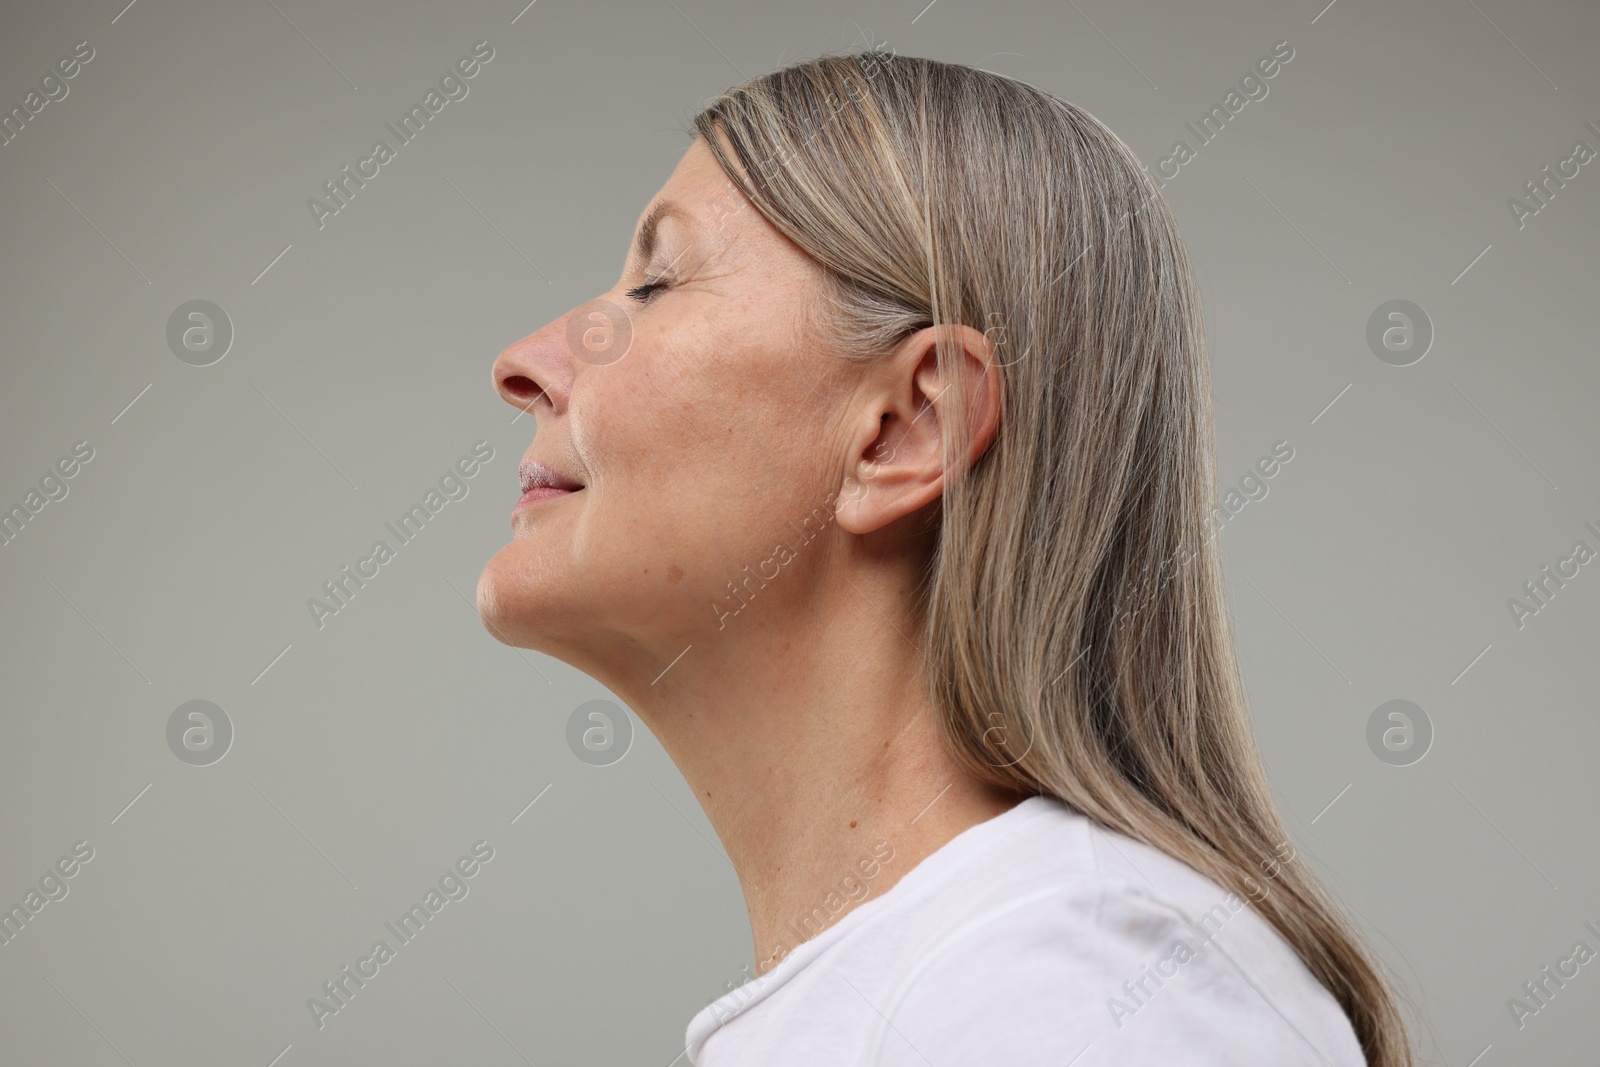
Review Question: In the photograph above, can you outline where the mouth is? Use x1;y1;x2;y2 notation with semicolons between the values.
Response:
515;459;584;515
514;484;581;510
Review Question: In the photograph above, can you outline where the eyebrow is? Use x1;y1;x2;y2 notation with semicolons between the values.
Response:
631;199;690;270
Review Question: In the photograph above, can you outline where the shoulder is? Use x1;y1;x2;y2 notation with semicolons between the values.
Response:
859;808;1368;1067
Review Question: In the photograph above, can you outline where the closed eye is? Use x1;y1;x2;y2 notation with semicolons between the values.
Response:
625;278;670;303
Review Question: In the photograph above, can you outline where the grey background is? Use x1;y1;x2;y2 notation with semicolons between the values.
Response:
0;0;1595;1063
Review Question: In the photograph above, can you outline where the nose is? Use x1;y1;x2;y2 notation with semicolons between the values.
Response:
493;312;575;418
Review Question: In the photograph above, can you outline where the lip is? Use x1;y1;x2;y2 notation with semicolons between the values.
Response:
514;458;583;517
513;486;580;516
519;459;584;494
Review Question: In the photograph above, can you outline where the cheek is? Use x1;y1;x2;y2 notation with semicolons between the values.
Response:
582;366;834;595
551;373;722;596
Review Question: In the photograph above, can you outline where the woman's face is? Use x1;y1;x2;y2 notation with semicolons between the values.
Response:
478;134;857;671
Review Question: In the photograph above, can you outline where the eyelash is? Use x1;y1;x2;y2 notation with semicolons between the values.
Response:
625;276;670;304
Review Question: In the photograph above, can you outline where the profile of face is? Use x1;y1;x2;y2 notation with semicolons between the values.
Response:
478;134;900;681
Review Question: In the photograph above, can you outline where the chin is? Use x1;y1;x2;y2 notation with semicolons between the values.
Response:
475;545;570;652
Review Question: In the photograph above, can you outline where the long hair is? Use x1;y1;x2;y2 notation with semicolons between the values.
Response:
690;50;1415;1067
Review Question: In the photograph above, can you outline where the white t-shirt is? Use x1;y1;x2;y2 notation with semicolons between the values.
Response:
684;794;1367;1066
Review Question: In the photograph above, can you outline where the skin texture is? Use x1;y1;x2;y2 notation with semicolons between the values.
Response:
479;130;1026;975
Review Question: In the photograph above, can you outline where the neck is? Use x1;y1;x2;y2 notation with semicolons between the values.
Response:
594;542;1027;977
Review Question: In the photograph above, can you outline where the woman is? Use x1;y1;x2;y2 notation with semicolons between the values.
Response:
478;49;1415;1067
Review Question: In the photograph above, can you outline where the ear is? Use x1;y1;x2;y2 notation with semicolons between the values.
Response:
833;322;1002;537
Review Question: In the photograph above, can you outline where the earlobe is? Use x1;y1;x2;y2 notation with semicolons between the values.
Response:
832;476;868;533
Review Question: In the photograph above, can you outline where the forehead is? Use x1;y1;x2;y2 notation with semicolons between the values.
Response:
662;133;747;209
632;137;758;258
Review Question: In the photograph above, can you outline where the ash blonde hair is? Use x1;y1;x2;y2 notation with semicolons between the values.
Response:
691;49;1415;1067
